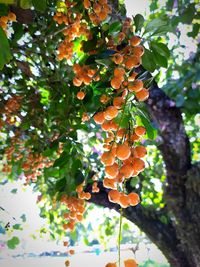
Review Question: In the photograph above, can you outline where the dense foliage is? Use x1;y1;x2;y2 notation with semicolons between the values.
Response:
0;0;199;266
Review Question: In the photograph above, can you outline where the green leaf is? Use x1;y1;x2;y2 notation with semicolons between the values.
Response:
74;169;84;186
12;23;24;41
20;0;32;9
7;236;20;249
108;21;122;34
136;115;157;140
32;0;46;12
11;189;17;194
151;49;168;68
0;28;12;70
0;0;15;3
130;177;139;188
82;38;97;53
13;224;23;230
0;4;8;16
150;42;170;59
179;3;196;24
145;18;168;33
134;14;144;32
53;151;69;168
20;214;26;222
142;48;157;73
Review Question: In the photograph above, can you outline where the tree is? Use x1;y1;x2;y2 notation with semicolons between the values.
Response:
0;0;199;266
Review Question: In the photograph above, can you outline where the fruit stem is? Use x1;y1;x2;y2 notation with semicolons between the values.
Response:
118;207;123;267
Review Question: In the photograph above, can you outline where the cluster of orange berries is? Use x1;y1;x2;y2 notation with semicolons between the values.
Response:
53;2;91;61
72;63;99;100
106;258;138;267
60;194;87;266
0;12;16;34
83;0;112;25
2;136;53;182
61;194;86;232
0;95;22;125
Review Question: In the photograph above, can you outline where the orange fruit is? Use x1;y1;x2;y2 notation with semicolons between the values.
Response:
130;133;140;142
116;144;131;160
128;192;140;206
132;158;145;172
135;88;149;101
112;53;124;64
116;128;126;139
83;0;91;9
63;241;69;246
104;106;118;120
135;126;146;136
65;259;70;266
100;94;110;104
119;163;134;178
105;163;119;178
124;258;138;267
128;80;143;92
69;249;75;255
134;146;147;158
77;91;85;100
101;120;112;131
130;36;141;46
111;77;121;89
73;77;82;87
133;46;144;57
103;178;117;189
125;56;141;69
93;111;105;124
119;193;130;208
105;263;117;267
113;96;124;109
128;72;137;82
108;190;121;203
114;67;125;78
101;151;115;166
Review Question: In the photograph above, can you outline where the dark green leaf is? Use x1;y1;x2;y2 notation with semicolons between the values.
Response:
142;48;157;73
7;236;20;249
150;42;170;58
0;27;12;70
82;37;97;53
53;151;69;168
74;170;84;186
12;23;24;41
0;4;8;16
134;14;144;32
20;214;26;222
11;189;17;194
151;49;168;68
13;224;23;230
108;21;122;34
32;0;46;12
179;3;196;24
